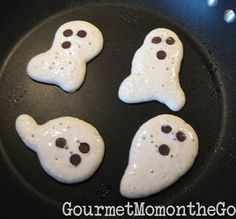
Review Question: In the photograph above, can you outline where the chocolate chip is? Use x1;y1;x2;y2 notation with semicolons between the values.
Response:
176;131;186;142
62;41;71;49
63;29;73;37
79;143;90;153
166;37;175;45
156;50;166;60
77;30;87;38
70;154;81;166
55;138;66;148
161;125;172;134
152;36;161;44
158;144;170;156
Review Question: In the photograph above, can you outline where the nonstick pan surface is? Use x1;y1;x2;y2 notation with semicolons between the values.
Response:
0;0;236;218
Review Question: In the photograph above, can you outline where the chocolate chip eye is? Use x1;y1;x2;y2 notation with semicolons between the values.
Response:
166;37;175;45
79;143;90;153
70;154;81;166
55;138;66;148
161;125;172;134
77;30;87;38
152;36;161;44
158;144;170;156
63;29;73;37
156;50;166;60
61;41;71;49
176;131;186;142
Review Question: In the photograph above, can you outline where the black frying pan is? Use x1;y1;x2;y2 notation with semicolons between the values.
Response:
0;0;236;218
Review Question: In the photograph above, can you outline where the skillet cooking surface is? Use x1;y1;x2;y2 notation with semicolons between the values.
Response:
0;0;235;218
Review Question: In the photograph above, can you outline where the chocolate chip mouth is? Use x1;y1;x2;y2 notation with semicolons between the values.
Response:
61;41;71;49
70;154;81;166
158;144;170;156
156;50;166;60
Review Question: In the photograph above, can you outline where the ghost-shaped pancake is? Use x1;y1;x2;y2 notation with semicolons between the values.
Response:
27;20;103;92
118;28;185;111
16;114;104;184
120;114;198;198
